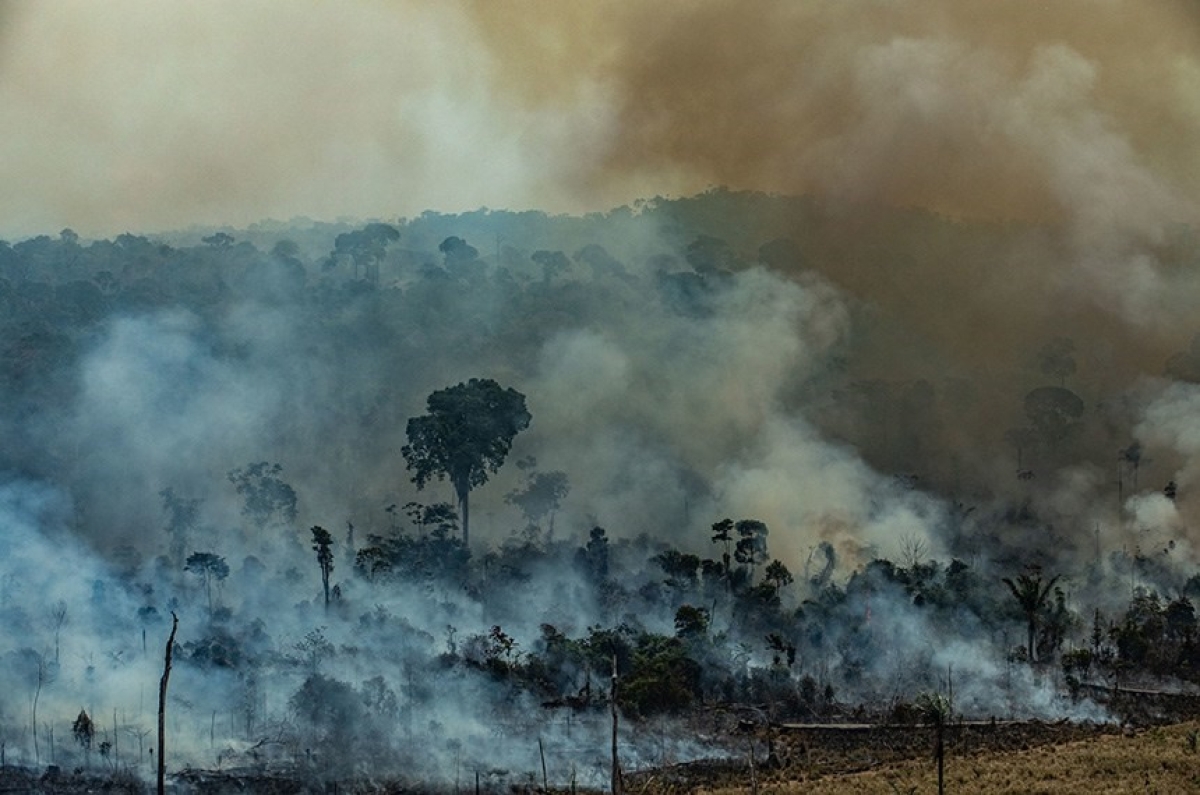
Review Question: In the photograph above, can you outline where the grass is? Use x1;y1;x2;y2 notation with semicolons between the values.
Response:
690;722;1200;795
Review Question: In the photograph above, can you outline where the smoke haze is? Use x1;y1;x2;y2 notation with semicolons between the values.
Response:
1;1;1200;788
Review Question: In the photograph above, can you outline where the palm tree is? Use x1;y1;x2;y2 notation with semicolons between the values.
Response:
1002;568;1060;663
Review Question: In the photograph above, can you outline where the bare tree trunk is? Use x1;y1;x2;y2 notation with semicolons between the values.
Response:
1027;617;1037;663
459;487;471;547
158;612;178;795
610;654;622;795
32;658;44;765
538;736;548;792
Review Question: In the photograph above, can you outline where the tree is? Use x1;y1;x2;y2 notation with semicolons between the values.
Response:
1002;567;1060;663
580;526;610;582
289;674;365;750
201;232;235;249
439;235;479;263
227;462;297;530
711;518;734;591
311;526;334;610
49;600;67;665
654;549;701;589
327;223;399;282
684;234;739;276
1036;337;1076;386
160;488;201;565
505;465;570;536
734;519;769;584
1024;386;1084;448
184;552;229;618
763;559;794;596
531;249;571;282
157;612;178;795
1003;426;1038;479
402;379;531;545
73;709;94;767
674;605;710;639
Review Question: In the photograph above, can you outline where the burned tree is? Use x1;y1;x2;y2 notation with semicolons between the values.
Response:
158;612;178;795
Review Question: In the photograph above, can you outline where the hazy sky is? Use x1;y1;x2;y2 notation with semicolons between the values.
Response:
0;0;1197;238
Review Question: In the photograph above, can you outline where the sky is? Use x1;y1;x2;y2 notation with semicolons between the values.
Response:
0;0;1197;239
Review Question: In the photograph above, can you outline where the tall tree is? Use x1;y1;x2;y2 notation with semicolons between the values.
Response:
505;461;570;536
402;379;531;545
734;519;770;584
227;462;298;530
184;552;229;618
711;518;735;592
311;526;334;609
157;612;178;795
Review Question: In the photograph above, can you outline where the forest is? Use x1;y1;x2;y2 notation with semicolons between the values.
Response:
1;189;1200;791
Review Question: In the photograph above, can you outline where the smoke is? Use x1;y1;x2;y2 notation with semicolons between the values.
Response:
4;1;1198;377
5;0;1200;783
463;0;1200;379
0;1;612;238
462;1;1200;549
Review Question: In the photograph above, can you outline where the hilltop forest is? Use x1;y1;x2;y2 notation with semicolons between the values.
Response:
1;190;1200;789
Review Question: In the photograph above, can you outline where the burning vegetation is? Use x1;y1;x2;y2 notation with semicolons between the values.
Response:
0;192;1198;791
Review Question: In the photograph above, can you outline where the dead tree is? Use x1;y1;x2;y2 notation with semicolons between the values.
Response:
158;612;178;795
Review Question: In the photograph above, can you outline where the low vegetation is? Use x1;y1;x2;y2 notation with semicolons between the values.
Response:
694;722;1200;795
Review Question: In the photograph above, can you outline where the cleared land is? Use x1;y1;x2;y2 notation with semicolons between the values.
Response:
682;721;1200;795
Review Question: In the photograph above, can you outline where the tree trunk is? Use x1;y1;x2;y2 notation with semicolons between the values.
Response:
158;612;178;795
610;654;622;795
1027;616;1037;663
457;485;471;547
32;662;42;764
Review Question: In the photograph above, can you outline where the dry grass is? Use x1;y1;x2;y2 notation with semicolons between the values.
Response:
691;722;1200;795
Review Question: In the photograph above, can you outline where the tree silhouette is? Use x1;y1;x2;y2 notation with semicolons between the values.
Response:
1002;568;1060;663
763;559;794;596
184;552;229;618
505;466;570;536
734;519;769;584
1024;387;1084;448
1036;337;1076;386
227;463;297;530
311;526;334;610
73;708;94;768
402;379;530;545
711;518;735;592
327;223;399;282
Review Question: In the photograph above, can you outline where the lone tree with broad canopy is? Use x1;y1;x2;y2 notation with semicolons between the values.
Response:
402;378;530;545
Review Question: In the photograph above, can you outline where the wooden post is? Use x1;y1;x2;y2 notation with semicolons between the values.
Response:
936;712;945;795
158;612;178;795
